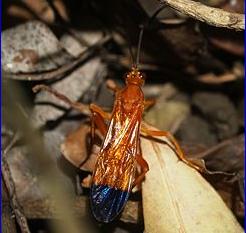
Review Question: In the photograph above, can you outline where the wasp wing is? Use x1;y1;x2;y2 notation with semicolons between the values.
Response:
90;101;143;222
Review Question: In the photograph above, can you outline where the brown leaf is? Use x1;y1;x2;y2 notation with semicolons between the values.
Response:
22;0;69;23
60;124;97;172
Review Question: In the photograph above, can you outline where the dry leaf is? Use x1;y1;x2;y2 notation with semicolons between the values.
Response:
141;137;243;233
60;124;97;172
2;21;72;74
22;0;69;23
7;5;34;20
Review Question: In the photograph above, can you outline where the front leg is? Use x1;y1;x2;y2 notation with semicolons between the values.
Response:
32;84;90;115
89;104;111;142
106;79;121;93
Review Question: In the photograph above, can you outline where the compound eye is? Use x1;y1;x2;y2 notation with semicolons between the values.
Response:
124;72;129;80
141;73;146;81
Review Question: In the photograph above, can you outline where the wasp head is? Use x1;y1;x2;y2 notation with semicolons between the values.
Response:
125;67;145;86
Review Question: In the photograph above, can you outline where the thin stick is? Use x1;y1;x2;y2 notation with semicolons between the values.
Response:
148;4;167;25
2;134;31;233
160;0;244;30
194;135;244;159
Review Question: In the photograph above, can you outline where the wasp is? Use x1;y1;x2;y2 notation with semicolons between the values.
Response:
32;5;203;224
89;68;204;222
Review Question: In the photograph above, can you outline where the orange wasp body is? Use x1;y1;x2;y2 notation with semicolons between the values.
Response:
89;65;202;222
90;68;149;222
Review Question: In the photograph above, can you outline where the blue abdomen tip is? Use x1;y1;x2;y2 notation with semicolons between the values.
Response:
90;184;130;223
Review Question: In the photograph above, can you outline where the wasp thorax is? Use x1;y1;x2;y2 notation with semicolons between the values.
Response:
125;67;145;86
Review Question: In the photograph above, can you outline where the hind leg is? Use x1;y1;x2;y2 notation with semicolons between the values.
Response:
144;99;156;110
133;153;149;188
141;126;204;172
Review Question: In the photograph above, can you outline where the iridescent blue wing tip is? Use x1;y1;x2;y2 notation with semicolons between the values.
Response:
90;184;130;223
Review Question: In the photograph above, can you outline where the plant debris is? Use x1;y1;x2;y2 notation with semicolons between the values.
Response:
2;1;244;232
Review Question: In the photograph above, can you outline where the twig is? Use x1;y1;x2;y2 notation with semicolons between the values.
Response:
2;133;20;156
2;134;31;233
2;178;17;233
197;72;239;84
194;134;244;159
159;0;244;30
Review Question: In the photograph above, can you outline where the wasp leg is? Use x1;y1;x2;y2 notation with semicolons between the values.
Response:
106;79;121;93
141;127;204;172
89;103;111;140
32;84;90;114
133;153;149;188
89;104;111;142
144;99;156;110
90;104;111;121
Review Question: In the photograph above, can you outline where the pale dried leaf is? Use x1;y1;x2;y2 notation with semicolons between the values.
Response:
141;137;243;233
2;21;72;74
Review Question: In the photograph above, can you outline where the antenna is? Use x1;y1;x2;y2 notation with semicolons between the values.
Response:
134;4;167;69
135;25;144;68
124;32;135;67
